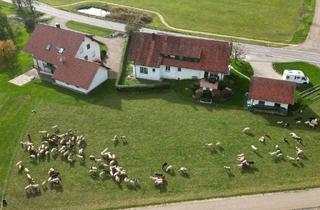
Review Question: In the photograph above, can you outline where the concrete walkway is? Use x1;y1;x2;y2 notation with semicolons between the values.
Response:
8;69;39;86
129;188;320;210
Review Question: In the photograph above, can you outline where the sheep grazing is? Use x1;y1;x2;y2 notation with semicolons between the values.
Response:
277;121;290;127
177;167;188;176
283;138;289;144
310;118;318;126
89;167;98;177
305;121;316;129
242;127;251;135
287;155;300;162
25;184;40;195
251;145;258;151
296;146;304;157
112;135;119;145
124;178;138;189
162;162;173;174
224;166;231;173
16;161;24;172
120;136;128;145
150;174;166;188
258;136;266;143
290;132;303;144
89;155;96;161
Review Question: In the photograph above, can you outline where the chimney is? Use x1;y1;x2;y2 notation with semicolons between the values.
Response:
55;23;61;28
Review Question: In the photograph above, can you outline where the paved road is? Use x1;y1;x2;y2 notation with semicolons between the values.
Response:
3;0;320;67
129;188;320;210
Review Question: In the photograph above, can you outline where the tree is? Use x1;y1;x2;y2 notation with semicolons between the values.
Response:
125;16;142;35
230;42;245;63
12;0;38;33
0;11;14;41
0;40;16;64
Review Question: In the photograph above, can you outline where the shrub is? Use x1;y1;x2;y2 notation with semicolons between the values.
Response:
110;7;153;25
101;50;107;60
0;39;16;64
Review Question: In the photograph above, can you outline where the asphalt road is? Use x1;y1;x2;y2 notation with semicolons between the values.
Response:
129;188;320;210
3;0;320;67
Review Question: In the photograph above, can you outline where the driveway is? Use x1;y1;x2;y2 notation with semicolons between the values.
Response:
94;36;126;79
129;188;320;210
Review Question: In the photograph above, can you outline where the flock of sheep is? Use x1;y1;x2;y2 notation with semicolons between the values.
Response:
17;126;86;196
14;115;319;197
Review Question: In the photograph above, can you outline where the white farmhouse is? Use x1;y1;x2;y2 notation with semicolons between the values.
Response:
24;24;109;94
247;77;296;115
128;32;232;81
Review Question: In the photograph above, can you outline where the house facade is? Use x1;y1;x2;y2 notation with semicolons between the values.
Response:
24;24;109;94
247;77;296;115
128;33;231;81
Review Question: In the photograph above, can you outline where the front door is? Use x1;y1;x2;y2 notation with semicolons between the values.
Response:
204;72;209;79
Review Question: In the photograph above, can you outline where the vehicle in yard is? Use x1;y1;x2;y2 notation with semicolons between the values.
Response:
24;24;109;94
282;70;310;85
247;76;296;115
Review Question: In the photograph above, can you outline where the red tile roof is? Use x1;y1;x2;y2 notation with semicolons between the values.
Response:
24;24;105;90
249;77;296;105
128;32;231;73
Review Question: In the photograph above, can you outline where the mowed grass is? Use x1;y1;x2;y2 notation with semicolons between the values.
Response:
39;0;314;43
66;20;114;37
0;1;15;15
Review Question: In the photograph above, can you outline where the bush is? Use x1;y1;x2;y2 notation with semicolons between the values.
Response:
110;7;153;25
101;50;107;60
0;39;16;64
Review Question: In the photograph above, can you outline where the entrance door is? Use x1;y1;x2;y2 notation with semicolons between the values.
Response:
204;72;209;79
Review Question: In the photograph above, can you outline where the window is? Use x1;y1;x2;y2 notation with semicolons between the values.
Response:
258;101;265;105
178;67;181;72
165;66;170;72
140;67;148;74
286;76;290;79
275;103;281;107
152;68;156;72
87;44;91;50
45;43;52;51
58;48;64;54
84;55;88;60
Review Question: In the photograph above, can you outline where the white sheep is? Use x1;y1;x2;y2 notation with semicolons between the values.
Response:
296;146;304;156
224;166;231;173
242;127;251;135
259;136;266;143
251;145;258;151
177;167;188;176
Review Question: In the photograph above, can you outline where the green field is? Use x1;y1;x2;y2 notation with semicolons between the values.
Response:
38;0;315;43
1;19;320;210
66;20;114;37
0;1;15;15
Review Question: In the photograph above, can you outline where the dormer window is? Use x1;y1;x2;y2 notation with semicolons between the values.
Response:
87;44;90;50
58;48;64;54
45;43;52;51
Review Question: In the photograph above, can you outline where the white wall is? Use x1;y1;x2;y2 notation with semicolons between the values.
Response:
133;65;208;81
134;65;161;80
75;37;101;62
55;66;108;94
55;80;90;94
248;99;289;109
88;67;108;92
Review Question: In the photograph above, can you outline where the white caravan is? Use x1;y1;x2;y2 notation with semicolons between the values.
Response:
282;70;310;85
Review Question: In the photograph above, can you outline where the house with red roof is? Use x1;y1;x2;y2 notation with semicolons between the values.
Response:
247;76;296;115
24;24;109;94
128;32;232;82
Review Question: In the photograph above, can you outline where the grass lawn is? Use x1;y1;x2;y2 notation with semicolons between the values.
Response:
230;60;254;78
39;0;315;43
1;21;320;210
66;20;114;37
0;1;15;15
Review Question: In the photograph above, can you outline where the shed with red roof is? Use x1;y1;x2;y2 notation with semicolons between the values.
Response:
247;76;296;115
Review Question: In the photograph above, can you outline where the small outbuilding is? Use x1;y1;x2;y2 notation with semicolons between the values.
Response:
247;76;296;115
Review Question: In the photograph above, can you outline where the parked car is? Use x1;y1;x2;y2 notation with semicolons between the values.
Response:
282;70;310;84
